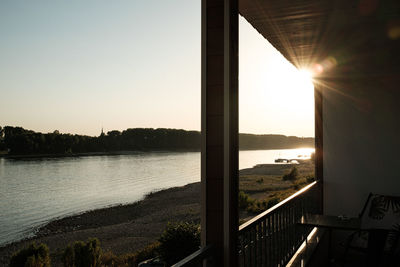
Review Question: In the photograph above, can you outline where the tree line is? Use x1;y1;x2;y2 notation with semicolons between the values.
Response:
0;126;314;156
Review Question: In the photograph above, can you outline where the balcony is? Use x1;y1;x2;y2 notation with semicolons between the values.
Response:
174;181;322;266
180;0;400;265
174;183;399;267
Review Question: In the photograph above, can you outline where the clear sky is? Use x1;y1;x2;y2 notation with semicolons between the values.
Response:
0;1;314;137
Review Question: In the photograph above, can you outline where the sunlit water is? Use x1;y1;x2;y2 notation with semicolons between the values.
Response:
0;148;313;246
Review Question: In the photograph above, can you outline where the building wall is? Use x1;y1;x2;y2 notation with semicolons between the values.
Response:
323;81;400;216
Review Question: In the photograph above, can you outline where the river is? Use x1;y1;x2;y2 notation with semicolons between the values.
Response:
0;148;313;246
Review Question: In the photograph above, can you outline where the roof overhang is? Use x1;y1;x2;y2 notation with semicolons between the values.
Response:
239;0;400;78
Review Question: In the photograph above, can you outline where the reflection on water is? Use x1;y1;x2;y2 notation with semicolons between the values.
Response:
0;148;313;245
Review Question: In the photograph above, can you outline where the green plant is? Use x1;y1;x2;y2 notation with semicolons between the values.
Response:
62;238;102;267
267;196;280;209
157;222;200;265
100;251;127;267
9;242;51;267
100;242;160;267
306;175;315;183
282;166;299;181
239;191;254;209
132;242;160;266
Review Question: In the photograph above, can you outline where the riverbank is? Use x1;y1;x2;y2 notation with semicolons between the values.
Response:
0;183;201;266
0;160;314;266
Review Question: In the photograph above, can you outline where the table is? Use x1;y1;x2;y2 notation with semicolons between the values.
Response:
299;214;361;231
298;214;361;264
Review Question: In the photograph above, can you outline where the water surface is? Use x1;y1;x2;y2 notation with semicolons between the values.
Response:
0;148;313;246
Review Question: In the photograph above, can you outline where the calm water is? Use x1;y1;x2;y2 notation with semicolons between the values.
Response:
0;148;313;246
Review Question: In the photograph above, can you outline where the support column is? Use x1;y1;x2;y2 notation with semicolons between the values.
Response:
314;84;323;214
201;0;225;264
201;0;238;266
223;0;238;266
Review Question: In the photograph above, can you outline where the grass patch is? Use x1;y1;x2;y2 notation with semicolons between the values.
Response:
101;242;160;267
239;160;315;218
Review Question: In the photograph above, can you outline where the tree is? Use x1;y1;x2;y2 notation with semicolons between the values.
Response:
158;222;200;265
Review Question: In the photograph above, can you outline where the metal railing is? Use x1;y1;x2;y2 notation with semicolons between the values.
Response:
238;181;321;267
173;181;321;267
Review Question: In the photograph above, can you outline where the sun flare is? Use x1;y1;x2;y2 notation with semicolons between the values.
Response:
239;17;316;137
298;69;313;84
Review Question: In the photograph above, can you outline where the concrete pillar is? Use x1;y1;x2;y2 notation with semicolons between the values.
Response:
314;84;324;214
201;0;238;266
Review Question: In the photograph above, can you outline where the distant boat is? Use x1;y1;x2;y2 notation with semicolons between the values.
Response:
274;158;300;163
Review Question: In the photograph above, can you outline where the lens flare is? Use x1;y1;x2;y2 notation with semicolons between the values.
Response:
312;64;324;75
387;20;400;40
311;57;337;76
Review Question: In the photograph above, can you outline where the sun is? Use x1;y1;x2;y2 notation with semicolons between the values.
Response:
297;69;314;85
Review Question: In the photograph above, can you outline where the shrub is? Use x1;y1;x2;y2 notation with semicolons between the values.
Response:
9;242;51;267
306;175;315;183
256;178;264;184
246;197;283;214
266;196;280;209
283;166;299;181
133;242;160;265
100;242;160;267
62;238;102;267
247;203;263;214
100;251;127;267
239;191;254;209
157;222;200;266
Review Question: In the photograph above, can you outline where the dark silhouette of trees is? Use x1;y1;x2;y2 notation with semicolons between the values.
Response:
0;126;314;156
0;126;5;150
239;134;314;150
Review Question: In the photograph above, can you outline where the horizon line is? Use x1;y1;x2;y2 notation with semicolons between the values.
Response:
1;125;315;139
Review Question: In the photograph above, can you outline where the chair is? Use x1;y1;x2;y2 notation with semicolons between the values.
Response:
384;223;400;266
342;193;400;267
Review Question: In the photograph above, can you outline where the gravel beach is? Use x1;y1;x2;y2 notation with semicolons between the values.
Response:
0;161;313;266
0;182;201;266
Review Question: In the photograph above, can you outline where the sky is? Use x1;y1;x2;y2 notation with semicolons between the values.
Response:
0;1;314;137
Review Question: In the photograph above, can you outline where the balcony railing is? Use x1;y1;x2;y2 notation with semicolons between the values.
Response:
174;181;321;266
238;181;321;266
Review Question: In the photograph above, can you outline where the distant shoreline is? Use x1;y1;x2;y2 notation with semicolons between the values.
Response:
0;149;200;160
0;146;314;160
1;126;314;158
